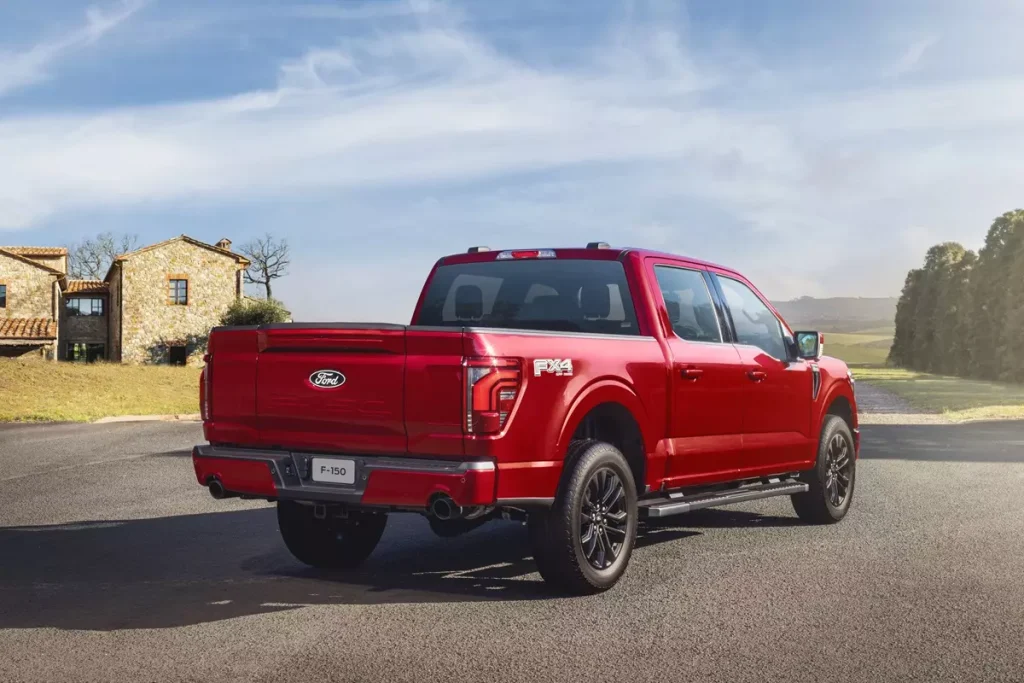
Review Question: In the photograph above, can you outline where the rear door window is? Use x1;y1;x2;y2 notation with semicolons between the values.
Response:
416;259;640;336
653;266;722;342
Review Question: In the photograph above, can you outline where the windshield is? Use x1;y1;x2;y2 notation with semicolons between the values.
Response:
415;259;640;335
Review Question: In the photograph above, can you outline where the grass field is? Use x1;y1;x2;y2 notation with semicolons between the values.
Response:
0;358;200;422
854;366;1024;421
821;329;893;366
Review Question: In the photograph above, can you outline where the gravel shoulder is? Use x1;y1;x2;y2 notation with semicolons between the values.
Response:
856;382;955;425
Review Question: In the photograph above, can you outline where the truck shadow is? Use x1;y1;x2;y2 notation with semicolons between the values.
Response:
0;506;796;632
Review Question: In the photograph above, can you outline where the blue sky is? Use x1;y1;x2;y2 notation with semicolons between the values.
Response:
3;0;1024;321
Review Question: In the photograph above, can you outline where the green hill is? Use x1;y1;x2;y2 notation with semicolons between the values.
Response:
770;296;898;366
771;296;897;334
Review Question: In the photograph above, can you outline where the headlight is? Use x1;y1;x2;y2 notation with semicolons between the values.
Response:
847;369;855;386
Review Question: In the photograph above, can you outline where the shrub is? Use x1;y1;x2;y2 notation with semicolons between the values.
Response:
220;298;291;326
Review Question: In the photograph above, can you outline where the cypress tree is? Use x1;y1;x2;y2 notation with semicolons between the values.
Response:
997;212;1024;380
931;245;973;375
890;268;923;367
968;210;1024;379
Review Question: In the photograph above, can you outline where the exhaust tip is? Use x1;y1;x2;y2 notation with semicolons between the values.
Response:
208;478;227;499
430;494;459;520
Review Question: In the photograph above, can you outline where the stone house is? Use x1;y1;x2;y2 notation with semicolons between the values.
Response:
0;236;249;364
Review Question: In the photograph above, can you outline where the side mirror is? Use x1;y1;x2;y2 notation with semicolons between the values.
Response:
795;331;823;360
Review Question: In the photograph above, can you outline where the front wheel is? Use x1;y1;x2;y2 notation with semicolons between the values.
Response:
791;415;856;524
277;501;387;569
529;440;639;595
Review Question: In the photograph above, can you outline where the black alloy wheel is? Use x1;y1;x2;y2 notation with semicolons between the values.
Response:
580;468;629;570
823;432;853;507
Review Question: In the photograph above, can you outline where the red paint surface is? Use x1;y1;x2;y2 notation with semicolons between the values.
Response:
200;247;858;507
192;455;277;498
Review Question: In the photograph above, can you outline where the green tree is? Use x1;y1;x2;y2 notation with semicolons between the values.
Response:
908;243;966;371
998;213;1024;380
890;268;922;367
220;298;291;326
892;243;972;373
942;250;977;376
968;210;1024;379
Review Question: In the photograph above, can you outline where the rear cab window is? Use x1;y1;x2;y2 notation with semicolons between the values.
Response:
415;259;640;335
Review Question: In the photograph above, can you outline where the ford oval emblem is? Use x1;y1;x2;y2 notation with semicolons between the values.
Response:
308;369;346;389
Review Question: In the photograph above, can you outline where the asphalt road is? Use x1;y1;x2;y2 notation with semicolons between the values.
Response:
2;420;1023;682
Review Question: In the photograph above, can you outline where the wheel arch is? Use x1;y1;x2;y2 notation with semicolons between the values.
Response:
557;380;653;495
826;394;854;432
818;376;857;444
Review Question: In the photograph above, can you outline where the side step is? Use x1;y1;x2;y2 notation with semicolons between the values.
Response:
639;481;808;518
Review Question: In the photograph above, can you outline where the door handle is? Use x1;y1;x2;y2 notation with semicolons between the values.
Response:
680;367;704;380
747;370;767;382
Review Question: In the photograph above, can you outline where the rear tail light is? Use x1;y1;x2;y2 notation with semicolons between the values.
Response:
200;353;212;421
464;357;521;435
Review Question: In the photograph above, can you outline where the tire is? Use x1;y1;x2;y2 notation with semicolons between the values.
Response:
277;501;387;569
529;440;639;595
791;415;856;524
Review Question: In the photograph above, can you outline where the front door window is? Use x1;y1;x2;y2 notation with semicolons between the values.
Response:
716;276;787;360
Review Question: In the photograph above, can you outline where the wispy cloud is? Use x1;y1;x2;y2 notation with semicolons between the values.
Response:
2;1;1024;313
0;0;144;97
884;35;940;79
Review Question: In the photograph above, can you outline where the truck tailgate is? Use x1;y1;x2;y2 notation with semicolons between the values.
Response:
256;325;409;454
246;324;467;457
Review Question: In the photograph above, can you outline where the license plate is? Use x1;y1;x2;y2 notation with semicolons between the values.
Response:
311;458;356;485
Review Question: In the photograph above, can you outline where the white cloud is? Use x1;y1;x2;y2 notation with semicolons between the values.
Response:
0;0;144;97
2;0;1024;311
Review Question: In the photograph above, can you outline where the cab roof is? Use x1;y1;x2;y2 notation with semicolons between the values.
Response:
438;246;739;276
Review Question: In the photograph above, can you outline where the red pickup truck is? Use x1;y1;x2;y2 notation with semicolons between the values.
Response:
193;244;858;594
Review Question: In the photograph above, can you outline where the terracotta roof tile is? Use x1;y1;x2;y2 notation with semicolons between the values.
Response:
66;280;109;294
0;318;57;340
0;246;67;257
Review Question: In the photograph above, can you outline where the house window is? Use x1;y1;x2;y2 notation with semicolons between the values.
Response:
168;346;188;366
66;297;105;316
168;277;189;305
0;283;6;308
67;343;105;363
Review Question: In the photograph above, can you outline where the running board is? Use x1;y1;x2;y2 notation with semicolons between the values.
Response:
639;481;808;518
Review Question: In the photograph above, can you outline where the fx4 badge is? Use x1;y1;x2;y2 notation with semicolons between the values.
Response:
534;359;574;377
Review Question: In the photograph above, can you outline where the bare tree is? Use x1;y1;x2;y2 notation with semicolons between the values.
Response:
66;232;140;279
240;233;290;299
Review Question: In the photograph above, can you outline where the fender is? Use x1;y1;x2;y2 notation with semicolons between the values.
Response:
814;369;857;437
554;377;662;487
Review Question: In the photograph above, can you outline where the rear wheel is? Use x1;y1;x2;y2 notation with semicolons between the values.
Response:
277;501;387;569
529;440;638;595
791;415;856;524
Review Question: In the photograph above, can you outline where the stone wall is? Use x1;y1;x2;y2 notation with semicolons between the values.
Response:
0;253;57;320
120;240;242;364
108;264;122;361
24;254;67;275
